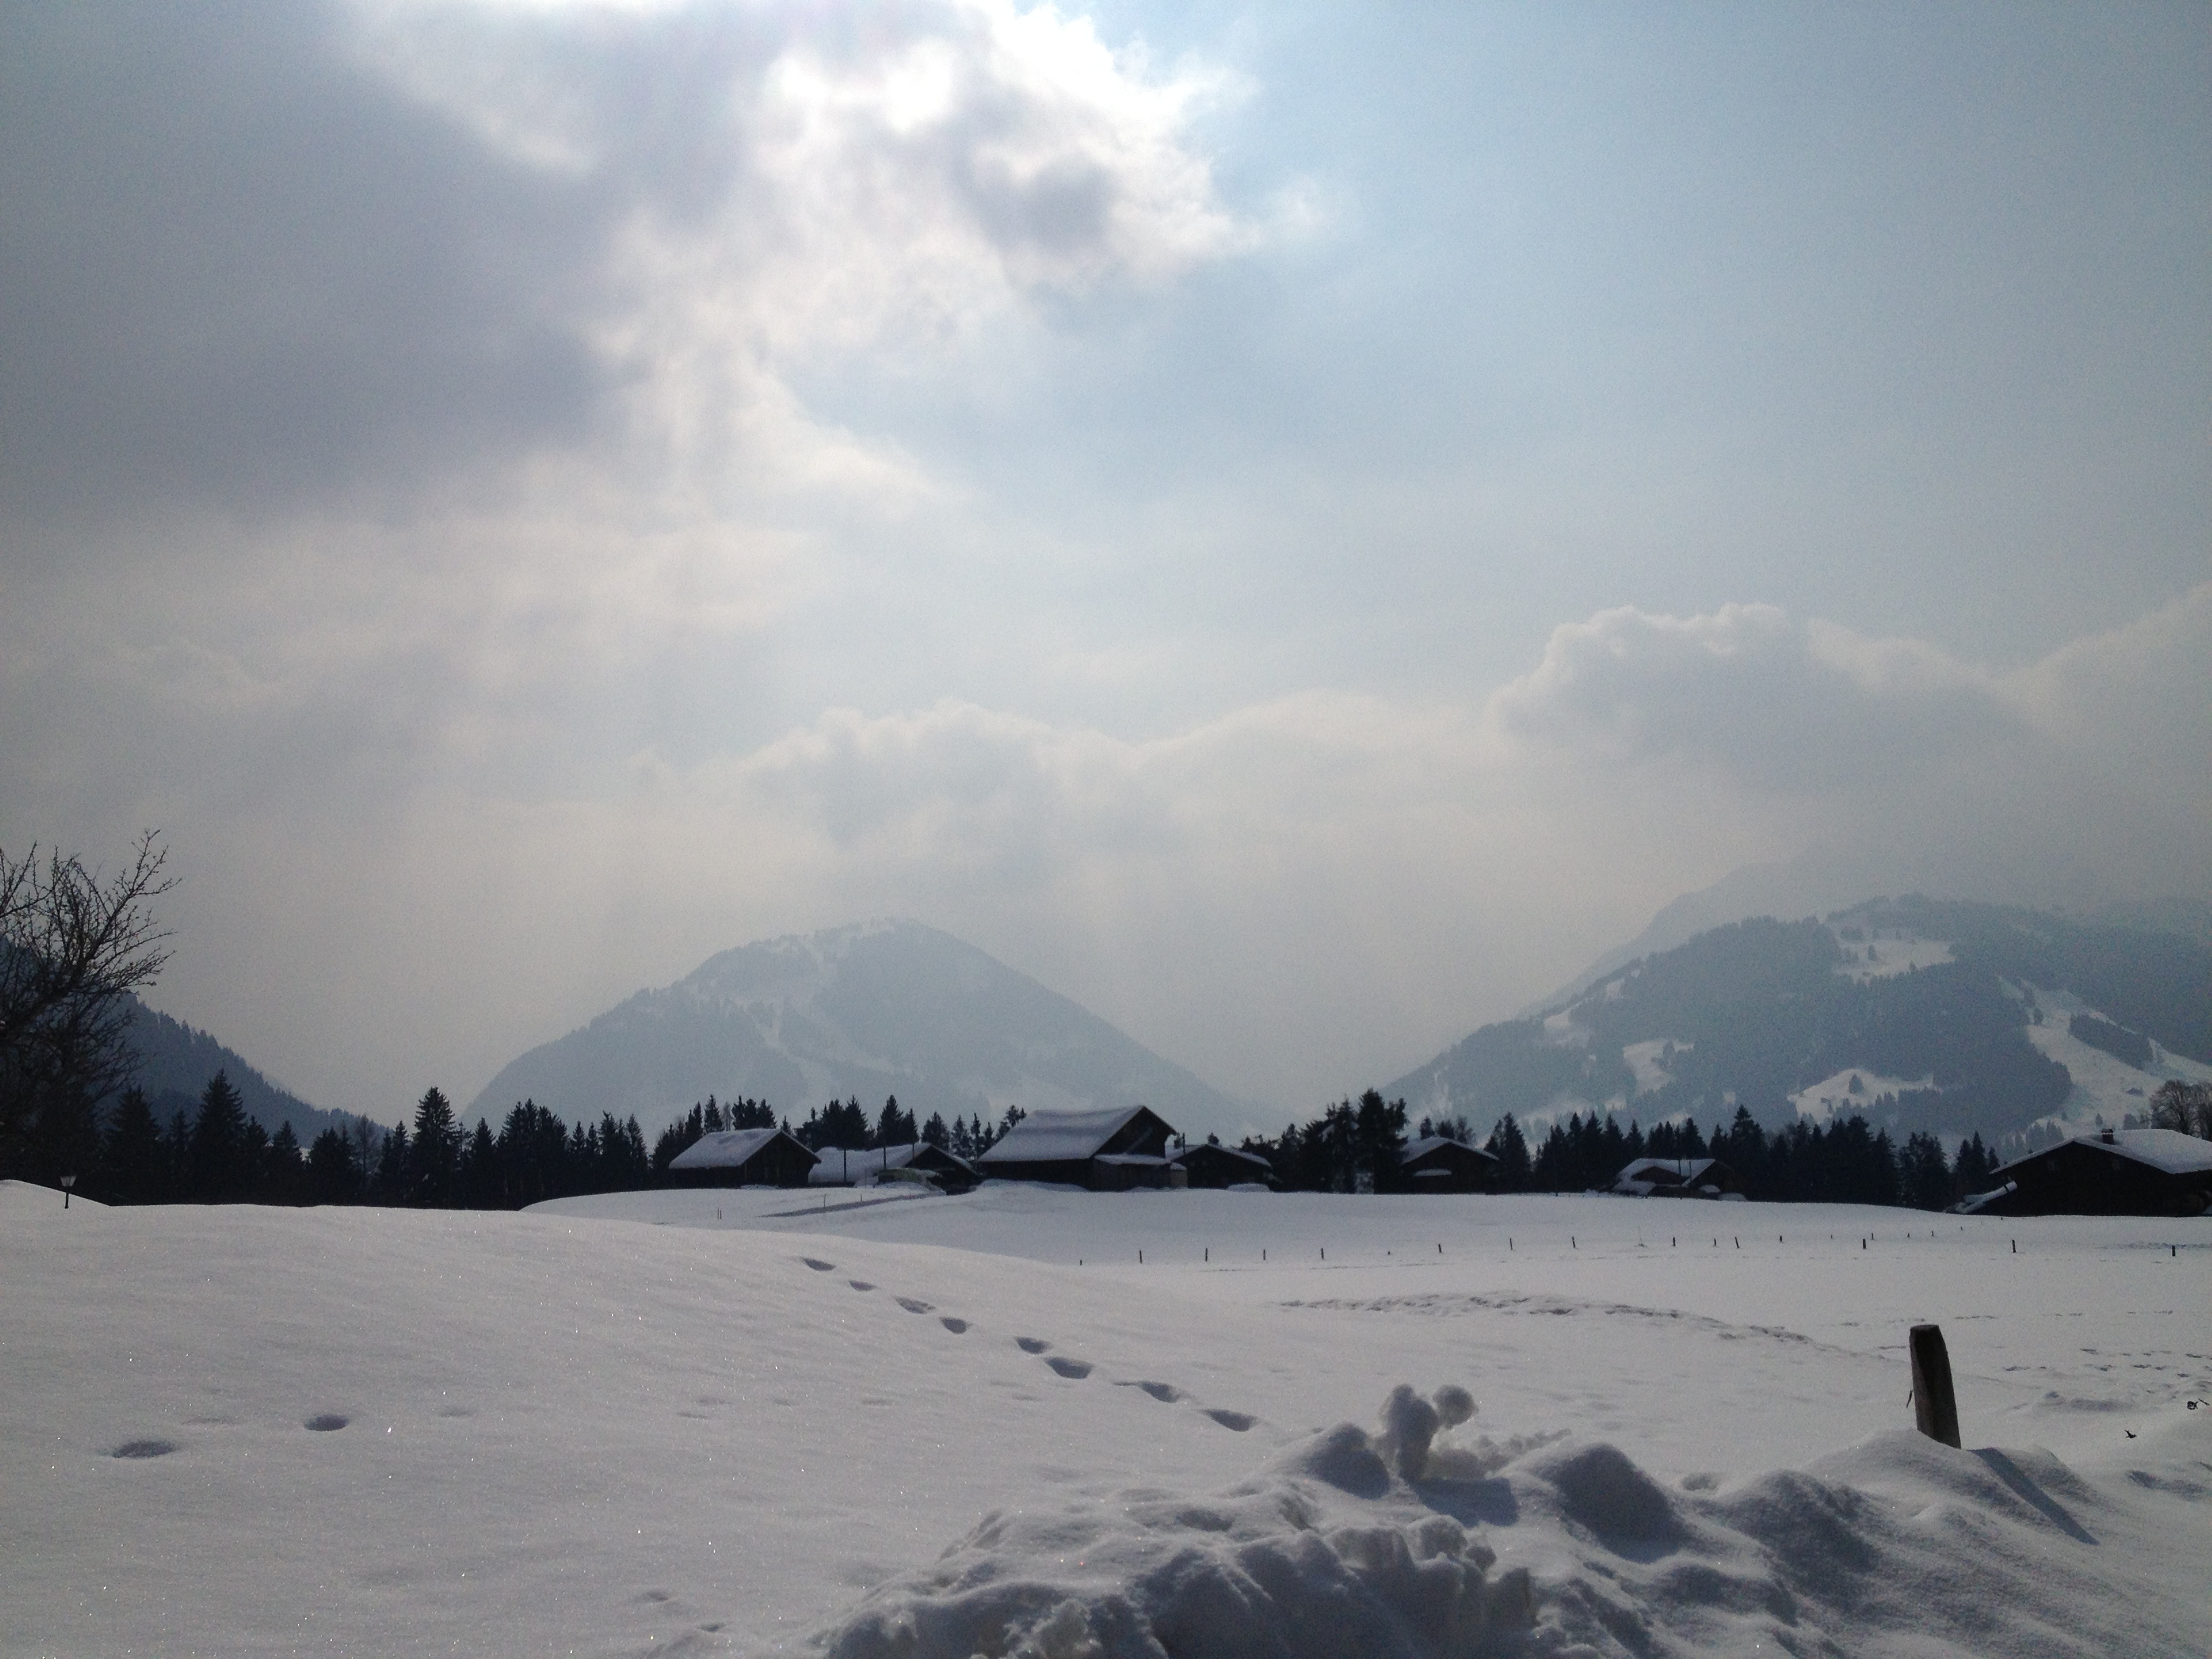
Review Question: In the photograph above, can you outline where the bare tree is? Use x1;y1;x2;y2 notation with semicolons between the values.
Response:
0;832;175;1179
2149;1079;2212;1139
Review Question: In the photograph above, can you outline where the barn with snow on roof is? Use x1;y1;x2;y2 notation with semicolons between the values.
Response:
1172;1139;1277;1189
1383;1135;1502;1194
975;1106;1181;1190
806;1142;979;1192
1614;1156;1745;1200
665;1127;819;1188
1957;1127;2212;1218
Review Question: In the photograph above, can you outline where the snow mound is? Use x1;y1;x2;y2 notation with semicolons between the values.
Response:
815;1389;2205;1659
0;1178;102;1214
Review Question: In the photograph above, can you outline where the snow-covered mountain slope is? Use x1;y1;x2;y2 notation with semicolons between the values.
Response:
2015;985;2212;1141
1389;897;2212;1153
469;918;1255;1144
7;1181;2205;1656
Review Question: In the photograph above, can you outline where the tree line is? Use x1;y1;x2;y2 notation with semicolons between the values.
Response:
81;1076;662;1208
69;1074;1040;1209
1235;1092;2008;1210
1493;1104;2000;1210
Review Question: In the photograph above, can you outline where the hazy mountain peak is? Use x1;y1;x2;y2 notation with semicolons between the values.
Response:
472;920;1254;1142
1394;897;2212;1156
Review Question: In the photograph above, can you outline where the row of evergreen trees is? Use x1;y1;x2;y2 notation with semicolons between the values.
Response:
1235;1095;2000;1210
75;1076;1040;1208
1246;1090;1413;1193
86;1075;658;1208
1475;1105;1994;1209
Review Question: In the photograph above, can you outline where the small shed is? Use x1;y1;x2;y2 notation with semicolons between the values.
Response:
1959;1128;2212;1218
666;1127;819;1189
1174;1141;1277;1190
1387;1136;1501;1194
976;1105;1180;1189
806;1142;980;1193
1614;1156;1744;1199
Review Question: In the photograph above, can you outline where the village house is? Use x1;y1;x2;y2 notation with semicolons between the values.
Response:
806;1141;980;1193
1385;1134;1502;1193
1959;1127;2212;1218
1172;1139;1277;1189
976;1105;1181;1190
1613;1156;1746;1199
665;1126;819;1188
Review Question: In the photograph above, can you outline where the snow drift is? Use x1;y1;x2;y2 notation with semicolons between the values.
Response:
816;1386;2207;1659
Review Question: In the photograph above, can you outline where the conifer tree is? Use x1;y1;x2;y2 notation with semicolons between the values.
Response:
1951;1132;1994;1200
1898;1131;1951;1210
375;1122;409;1202
1485;1113;1531;1190
98;1086;166;1202
267;1120;305;1204
461;1118;498;1206
306;1125;363;1204
877;1094;916;1147
188;1071;251;1202
407;1086;461;1206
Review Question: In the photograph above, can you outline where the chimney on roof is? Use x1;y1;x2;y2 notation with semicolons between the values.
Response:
2099;1128;2115;1143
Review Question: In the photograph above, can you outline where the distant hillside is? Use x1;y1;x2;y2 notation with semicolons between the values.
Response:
470;920;1254;1143
125;1002;358;1141
1391;897;2212;1154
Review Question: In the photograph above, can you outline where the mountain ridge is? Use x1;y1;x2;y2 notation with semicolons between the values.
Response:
469;919;1258;1143
125;1000;359;1141
1393;896;2212;1156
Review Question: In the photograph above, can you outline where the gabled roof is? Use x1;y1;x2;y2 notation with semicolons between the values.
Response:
1618;1157;1718;1185
1174;1143;1273;1170
668;1127;815;1171
976;1105;1163;1165
804;1143;977;1185
1400;1135;1498;1165
1999;1128;2212;1179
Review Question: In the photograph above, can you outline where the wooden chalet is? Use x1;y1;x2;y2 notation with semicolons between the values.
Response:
1172;1139;1277;1189
1386;1135;1502;1194
1959;1128;2212;1218
1613;1156;1746;1200
806;1142;980;1193
665;1127;819;1189
975;1105;1180;1190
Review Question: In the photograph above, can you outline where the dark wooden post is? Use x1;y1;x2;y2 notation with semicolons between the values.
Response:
1909;1323;1961;1448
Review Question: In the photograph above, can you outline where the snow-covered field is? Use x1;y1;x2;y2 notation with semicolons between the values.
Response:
5;1179;2207;1656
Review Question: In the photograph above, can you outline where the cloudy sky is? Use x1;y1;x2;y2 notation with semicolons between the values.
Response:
3;0;2207;1120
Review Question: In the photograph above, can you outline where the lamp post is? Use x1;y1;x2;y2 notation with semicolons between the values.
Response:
60;1174;77;1210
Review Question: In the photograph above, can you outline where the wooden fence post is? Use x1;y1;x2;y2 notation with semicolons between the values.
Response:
1909;1323;1961;1448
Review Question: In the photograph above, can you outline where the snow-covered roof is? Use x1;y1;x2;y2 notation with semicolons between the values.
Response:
1094;1153;1171;1168
1399;1136;1496;1165
2016;1128;2212;1178
668;1128;811;1171
977;1105;1156;1164
1618;1158;1717;1185
806;1144;921;1184
1174;1143;1272;1169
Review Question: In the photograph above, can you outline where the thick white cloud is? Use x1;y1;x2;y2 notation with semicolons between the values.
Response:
0;0;1252;529
1490;601;2027;791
